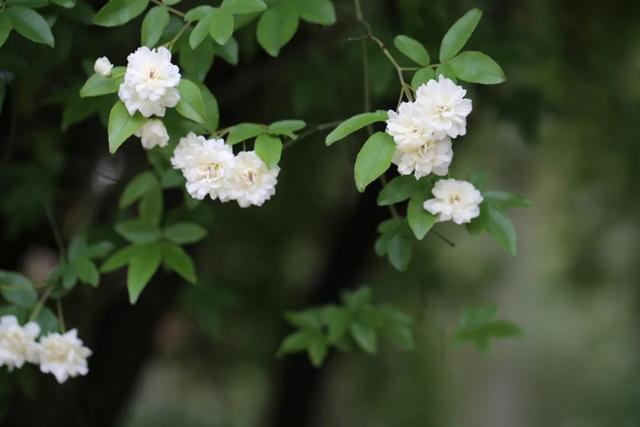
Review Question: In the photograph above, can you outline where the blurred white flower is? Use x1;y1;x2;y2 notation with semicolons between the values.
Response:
171;133;235;201
94;56;113;77
39;329;91;384
135;119;169;149
415;75;472;139
228;151;279;208
386;101;430;149
0;315;41;371
118;47;181;118
393;137;453;179
423;179;483;224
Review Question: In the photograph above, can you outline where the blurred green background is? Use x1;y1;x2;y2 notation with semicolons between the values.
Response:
1;0;640;426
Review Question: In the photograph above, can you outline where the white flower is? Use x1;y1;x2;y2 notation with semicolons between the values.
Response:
415;75;472;139
386;101;430;149
94;56;113;77
423;179;483;224
227;151;279;208
393;136;453;179
135;120;169;149
118;46;181;118
39;329;91;384
0;315;41;371
171;133;235;201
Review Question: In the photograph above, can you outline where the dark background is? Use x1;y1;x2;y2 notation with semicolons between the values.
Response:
1;0;639;426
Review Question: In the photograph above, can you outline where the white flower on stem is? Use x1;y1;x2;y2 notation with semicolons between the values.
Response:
39;329;91;384
0;315;41;371
392;136;453;179
386;101;431;149
171;133;235;201
118;46;181;118
423;179;483;224
94;57;114;77
415;75;472;139
135;119;169;149
228;151;279;208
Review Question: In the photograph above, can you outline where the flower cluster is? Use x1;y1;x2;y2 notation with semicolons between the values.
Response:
171;133;279;208
386;76;482;224
0;315;91;384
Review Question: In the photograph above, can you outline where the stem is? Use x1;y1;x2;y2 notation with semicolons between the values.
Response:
151;0;185;17
164;21;191;50
433;230;455;247
40;194;66;261
56;300;66;333
28;287;52;322
282;120;343;149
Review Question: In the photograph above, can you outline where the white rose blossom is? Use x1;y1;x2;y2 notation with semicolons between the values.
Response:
94;56;113;77
135;119;169;149
228;151;279;208
423;179;483;225
386;101;431;150
415;75;472;139
39;329;92;384
392;136;453;179
118;46;181;118
0;315;41;371
171;133;236;201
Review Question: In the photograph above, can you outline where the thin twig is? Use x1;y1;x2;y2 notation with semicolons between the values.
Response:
283;120;344;149
28;287;53;322
40;194;66;261
151;0;185;17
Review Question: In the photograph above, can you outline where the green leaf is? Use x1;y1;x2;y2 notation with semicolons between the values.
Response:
449;51;505;84
411;67;435;90
208;8;234;45
435;62;457;82
377;175;418;206
6;0;49;7
221;0;267;14
127;243;162;304
52;0;77;8
407;193;436;240
387;234;412;272
108;101;145;153
254;134;282;168
227;123;265;145
278;330;315;356
79;67;126;97
325;111;387;146
256;1;299;57
484;191;531;209
455;304;522;351
185;5;214;22
267;120;306;138
180;38;214;82
72;257;99;287
139;185;163;226
201;86;220;131
101;244;141;273
485;206;517;255
115;220;162;243
350;322;377;354
161;242;196;283
5;7;54;47
36;308;59;335
0;271;37;309
439;8;482;62
163;222;208;244
189;12;213;49
354;132;395;192
176;78;207;124
94;0;149;27
214;37;239;65
465;201;488;235
84;241;115;259
324;307;350;342
141;6;170;47
290;0;336;25
0;14;13;48
394;35;430;66
119;171;158;209
308;338;328;367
